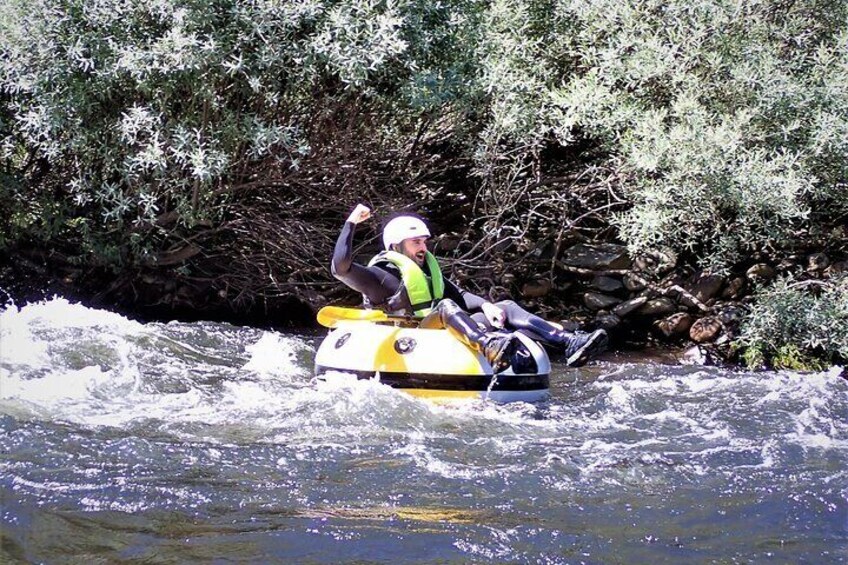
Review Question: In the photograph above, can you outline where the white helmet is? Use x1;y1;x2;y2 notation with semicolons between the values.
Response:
382;215;431;250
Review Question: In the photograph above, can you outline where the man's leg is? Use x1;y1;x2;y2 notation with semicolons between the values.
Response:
421;300;517;372
494;300;608;367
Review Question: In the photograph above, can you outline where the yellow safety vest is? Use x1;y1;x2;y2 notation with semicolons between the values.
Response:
368;250;444;316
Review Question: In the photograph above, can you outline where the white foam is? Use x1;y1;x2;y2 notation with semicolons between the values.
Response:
4;297;847;479
242;331;307;378
0;318;50;368
2;365;110;404
605;382;633;410
1;297;142;379
0;296;141;334
0;298;316;436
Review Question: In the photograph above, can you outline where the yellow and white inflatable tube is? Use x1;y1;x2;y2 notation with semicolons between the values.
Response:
314;319;551;403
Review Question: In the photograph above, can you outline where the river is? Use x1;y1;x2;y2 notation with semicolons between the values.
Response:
1;298;846;563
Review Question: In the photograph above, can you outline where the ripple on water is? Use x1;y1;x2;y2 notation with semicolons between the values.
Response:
1;298;846;563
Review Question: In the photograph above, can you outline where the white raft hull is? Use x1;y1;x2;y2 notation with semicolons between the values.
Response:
314;321;551;402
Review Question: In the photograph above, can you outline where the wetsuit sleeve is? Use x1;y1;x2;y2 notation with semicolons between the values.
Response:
331;221;403;307
444;278;487;312
331;221;358;277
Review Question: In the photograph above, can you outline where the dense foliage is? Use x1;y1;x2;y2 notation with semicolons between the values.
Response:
2;0;846;363
739;274;848;369
0;0;493;310
3;1;476;251
480;0;848;268
4;0;846;262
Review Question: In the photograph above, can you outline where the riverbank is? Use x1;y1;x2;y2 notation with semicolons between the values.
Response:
0;245;317;329
520;241;848;370
3;238;845;374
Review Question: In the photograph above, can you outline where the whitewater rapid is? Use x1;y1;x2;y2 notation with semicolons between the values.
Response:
1;298;846;563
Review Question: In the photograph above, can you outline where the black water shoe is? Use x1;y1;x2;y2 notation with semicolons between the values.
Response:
562;329;608;367
481;334;518;373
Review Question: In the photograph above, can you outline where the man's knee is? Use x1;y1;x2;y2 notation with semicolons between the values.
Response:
435;298;462;316
496;299;527;318
421;299;461;329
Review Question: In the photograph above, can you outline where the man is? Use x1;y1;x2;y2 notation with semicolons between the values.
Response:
331;203;608;369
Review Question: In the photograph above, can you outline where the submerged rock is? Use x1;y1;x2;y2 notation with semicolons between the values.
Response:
623;273;647;292
521;279;552;298
591;275;625;293
827;260;848;276
716;304;745;332
806;252;830;272
633;248;677;275
594;312;622;330
721;276;746;299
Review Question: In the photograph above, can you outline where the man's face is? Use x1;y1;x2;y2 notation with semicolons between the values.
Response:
398;237;429;266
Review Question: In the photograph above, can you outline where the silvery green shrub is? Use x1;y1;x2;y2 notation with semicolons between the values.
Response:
2;0;846;277
542;0;848;268
1;0;485;258
739;274;848;369
436;0;847;271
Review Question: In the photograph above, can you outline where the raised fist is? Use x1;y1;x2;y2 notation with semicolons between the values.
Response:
346;203;371;225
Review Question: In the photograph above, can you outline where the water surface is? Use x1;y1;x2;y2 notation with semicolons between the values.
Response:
2;298;846;563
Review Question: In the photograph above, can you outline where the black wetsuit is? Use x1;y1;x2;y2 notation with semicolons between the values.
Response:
331;221;567;348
